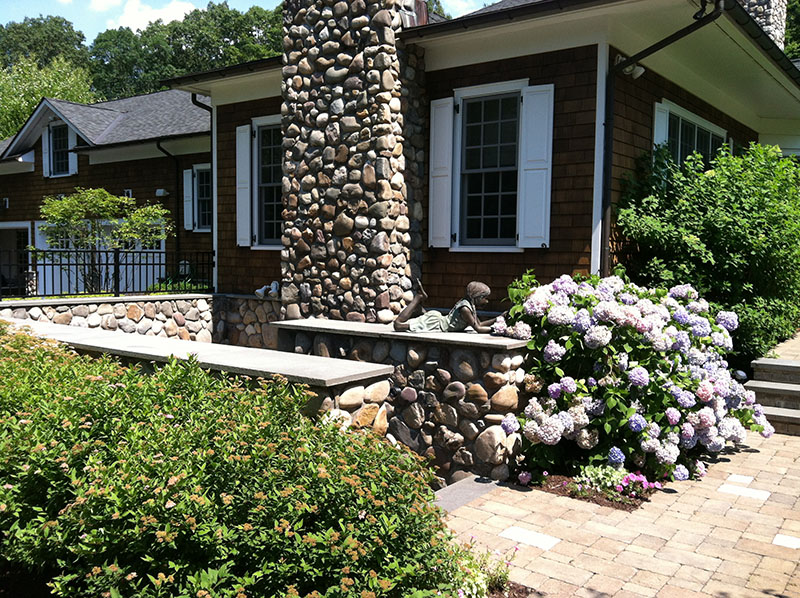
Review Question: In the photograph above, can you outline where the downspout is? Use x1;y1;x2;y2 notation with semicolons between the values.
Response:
191;93;212;115
599;0;725;275
156;140;182;256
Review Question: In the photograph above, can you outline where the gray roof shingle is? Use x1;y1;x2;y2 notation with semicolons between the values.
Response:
46;89;210;147
465;0;549;17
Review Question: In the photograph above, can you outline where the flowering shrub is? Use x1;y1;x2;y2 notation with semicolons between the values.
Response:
618;144;800;365
0;324;482;597
493;272;773;481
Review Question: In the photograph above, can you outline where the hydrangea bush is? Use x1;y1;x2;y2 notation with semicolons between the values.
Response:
493;271;773;481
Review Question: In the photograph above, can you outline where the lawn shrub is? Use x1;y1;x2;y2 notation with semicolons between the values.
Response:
0;324;483;597
617;144;800;365
493;272;773;483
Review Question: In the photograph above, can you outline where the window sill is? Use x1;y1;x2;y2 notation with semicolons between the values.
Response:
250;245;282;251
193;228;212;233
448;246;524;253
47;173;75;179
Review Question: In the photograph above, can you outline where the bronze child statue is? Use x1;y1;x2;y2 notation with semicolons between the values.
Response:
393;280;502;334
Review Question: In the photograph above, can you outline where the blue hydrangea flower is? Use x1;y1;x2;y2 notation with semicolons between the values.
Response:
547;383;562;399
628;366;650;387
628;413;647;433
608;446;625;467
673;464;689;481
544;340;566;363
716;311;739;332
572;308;592;333
689;316;712;338
587;377;597;388
672;331;691;354
672;308;690;325
501;413;520;435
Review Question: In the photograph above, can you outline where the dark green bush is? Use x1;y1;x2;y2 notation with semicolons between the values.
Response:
0;324;482;597
617;144;800;365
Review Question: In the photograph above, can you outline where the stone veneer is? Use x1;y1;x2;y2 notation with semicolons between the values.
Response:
741;0;788;48
0;295;214;341
211;294;283;349
280;0;426;323
278;324;529;485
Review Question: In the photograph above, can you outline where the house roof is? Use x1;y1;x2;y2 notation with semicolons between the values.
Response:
165;56;281;88
0;138;10;156
1;90;210;160
465;0;548;17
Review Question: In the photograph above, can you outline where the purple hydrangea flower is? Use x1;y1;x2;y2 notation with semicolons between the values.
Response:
628;366;650;387
587;377;597;388
548;305;576;326
608;446;625;467
681;422;695;439
716;311;739;332
672;331;691;354
677;391;696;409
619;292;638;305
551;274;579;295
544;340;566;363
548;383;562;399
689;316;712;338
628;413;647;433
491;315;508;336
584;325;612;350
518;471;532;485
501;413;520;435
665;407;681;426
668;284;698;300
560;376;577;394
673;464;690;481
572;309;592;333
511;321;532;341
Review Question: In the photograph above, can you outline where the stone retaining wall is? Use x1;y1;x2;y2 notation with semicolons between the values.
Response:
280;327;529;485
211;294;283;349
0;295;214;342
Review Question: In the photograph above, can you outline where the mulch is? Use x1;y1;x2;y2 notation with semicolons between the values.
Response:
490;581;537;597
533;474;654;512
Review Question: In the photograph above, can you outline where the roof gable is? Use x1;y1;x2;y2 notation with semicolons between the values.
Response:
1;90;210;159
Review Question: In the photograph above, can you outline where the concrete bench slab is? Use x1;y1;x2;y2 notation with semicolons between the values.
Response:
272;318;528;350
2;317;393;388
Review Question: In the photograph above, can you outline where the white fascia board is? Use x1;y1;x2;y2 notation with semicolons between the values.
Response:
87;136;211;165
211;104;218;292
4;100;89;158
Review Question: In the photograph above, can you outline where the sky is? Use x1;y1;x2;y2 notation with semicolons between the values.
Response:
1;0;487;43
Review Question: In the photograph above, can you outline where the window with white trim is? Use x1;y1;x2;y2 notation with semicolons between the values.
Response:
183;164;211;232
42;121;78;178
234;114;282;249
429;79;554;251
654;101;727;165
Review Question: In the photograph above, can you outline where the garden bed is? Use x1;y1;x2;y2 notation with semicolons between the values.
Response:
531;474;655;512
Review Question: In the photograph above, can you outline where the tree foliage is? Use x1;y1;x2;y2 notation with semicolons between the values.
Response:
0;15;88;70
785;0;800;58
0;56;98;139
427;0;452;19
89;2;282;99
39;188;173;251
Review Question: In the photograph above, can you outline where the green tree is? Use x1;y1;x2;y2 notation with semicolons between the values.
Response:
0;56;98;139
785;0;800;58
0;15;89;70
89;2;282;99
38;188;173;292
427;0;452;18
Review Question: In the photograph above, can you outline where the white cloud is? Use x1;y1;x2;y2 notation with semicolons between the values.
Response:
106;0;198;32
90;0;123;12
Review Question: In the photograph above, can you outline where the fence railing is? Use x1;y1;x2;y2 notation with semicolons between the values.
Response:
0;249;215;299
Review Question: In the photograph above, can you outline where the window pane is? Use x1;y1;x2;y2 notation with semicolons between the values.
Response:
696;128;711;163
711;135;724;154
667;113;680;162
679;120;696;163
51;125;69;175
257;125;282;245
459;93;519;246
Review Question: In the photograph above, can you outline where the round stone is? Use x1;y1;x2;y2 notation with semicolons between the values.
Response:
490;385;520;413
474;425;507;465
338;386;365;411
400;387;417;402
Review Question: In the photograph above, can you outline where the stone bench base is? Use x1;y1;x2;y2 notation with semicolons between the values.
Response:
272;319;530;485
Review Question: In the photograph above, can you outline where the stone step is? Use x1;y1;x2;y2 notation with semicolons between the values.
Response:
751;358;800;384
745;379;800;410
762;406;800;436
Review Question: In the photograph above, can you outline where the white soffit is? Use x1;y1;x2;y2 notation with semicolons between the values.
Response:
87;136;211;165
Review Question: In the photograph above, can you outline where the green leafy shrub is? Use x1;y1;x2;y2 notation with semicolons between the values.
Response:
0;324;481;597
617;144;800;365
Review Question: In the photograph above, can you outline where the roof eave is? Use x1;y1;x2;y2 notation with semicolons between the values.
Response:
72;131;210;153
163;56;282;89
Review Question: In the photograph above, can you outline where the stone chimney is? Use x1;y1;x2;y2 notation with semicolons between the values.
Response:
281;0;426;322
741;0;788;49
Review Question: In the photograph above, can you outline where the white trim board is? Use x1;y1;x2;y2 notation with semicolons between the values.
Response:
591;41;609;276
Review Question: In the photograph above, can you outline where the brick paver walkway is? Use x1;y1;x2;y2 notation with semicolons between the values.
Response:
446;433;800;597
772;333;800;360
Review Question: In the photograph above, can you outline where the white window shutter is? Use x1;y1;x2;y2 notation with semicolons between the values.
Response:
517;84;554;249
235;124;252;247
428;98;454;248
653;102;669;146
41;127;50;178
67;128;78;175
183;169;194;231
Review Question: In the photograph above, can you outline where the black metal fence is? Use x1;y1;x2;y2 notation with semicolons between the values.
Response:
0;249;214;298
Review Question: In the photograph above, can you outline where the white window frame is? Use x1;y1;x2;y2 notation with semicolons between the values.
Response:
451;79;530;252
250;115;283;250
193;163;212;232
45;121;77;178
653;100;729;157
